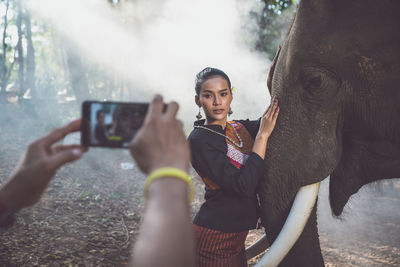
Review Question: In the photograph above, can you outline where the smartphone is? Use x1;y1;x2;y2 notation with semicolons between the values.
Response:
81;101;149;148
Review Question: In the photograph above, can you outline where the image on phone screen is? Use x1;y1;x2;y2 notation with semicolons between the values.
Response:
82;101;148;148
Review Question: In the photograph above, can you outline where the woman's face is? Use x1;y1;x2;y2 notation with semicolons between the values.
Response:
196;76;232;125
97;112;105;125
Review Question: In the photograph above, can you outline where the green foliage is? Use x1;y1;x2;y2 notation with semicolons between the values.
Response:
263;0;294;15
251;0;297;60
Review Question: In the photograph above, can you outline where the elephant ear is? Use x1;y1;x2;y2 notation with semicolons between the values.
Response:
329;135;400;216
267;45;281;94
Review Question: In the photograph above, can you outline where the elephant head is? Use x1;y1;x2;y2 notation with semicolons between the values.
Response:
249;1;400;266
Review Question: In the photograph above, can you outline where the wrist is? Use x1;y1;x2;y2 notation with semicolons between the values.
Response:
0;189;17;228
148;178;189;200
0;172;29;212
0;183;21;211
148;163;189;175
255;134;269;142
0;201;16;228
144;167;194;202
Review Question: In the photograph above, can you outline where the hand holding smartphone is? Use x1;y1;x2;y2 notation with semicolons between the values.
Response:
81;101;150;148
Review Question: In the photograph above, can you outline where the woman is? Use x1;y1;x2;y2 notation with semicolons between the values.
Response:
188;67;279;267
94;110;113;145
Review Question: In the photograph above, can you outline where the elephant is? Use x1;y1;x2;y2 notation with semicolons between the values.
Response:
246;0;400;266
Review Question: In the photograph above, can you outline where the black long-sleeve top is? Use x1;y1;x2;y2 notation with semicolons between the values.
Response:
188;119;266;232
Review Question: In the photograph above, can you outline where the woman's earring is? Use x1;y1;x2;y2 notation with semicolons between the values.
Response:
228;107;233;116
196;107;203;120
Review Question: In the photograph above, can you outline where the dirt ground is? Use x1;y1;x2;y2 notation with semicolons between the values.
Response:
0;111;399;266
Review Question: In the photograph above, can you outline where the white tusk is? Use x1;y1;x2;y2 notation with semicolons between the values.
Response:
246;234;268;260
255;182;320;267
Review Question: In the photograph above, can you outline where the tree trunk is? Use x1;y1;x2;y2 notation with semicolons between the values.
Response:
25;8;35;99
255;4;269;51
16;0;25;94
63;39;89;105
0;0;10;102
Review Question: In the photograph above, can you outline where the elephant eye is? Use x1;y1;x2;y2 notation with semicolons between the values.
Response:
300;67;334;94
304;75;322;90
299;66;341;104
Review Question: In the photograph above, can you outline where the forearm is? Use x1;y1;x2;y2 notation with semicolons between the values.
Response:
252;135;268;160
0;182;18;227
0;173;27;211
0;184;16;210
130;178;195;267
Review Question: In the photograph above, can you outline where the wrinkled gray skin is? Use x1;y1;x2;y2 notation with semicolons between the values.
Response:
260;0;400;266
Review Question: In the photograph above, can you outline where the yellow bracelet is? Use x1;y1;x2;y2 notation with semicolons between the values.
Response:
144;167;195;202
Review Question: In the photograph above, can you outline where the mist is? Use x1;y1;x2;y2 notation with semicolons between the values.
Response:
27;0;271;125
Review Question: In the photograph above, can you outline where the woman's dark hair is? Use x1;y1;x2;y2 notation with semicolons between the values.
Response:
195;67;231;95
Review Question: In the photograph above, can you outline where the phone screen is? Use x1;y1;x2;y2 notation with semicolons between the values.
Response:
81;101;148;148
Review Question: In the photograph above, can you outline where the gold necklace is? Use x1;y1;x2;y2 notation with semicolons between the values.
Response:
194;123;243;148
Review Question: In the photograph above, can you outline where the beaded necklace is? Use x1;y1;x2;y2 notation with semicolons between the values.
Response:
194;123;243;148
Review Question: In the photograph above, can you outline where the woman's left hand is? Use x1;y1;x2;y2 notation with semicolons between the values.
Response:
257;96;280;140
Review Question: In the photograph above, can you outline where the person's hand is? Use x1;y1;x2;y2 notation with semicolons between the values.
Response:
257;96;280;140
130;95;190;174
0;119;88;211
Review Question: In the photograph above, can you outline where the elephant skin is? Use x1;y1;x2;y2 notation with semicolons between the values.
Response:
260;0;400;266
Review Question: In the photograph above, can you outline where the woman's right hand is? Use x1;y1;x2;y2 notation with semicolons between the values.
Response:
257;96;280;140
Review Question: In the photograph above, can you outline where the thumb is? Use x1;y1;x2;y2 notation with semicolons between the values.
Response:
48;148;83;170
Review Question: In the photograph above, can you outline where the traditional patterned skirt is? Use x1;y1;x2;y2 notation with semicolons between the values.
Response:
193;224;249;267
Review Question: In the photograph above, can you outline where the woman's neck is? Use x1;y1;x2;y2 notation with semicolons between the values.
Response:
205;117;227;129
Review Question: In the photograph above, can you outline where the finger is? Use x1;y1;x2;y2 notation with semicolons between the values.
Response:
47;147;84;170
52;144;88;154
262;106;270;117
146;94;164;121
265;101;274;118
269;98;279;117
165;101;179;119
273;106;280;122
40;119;82;148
